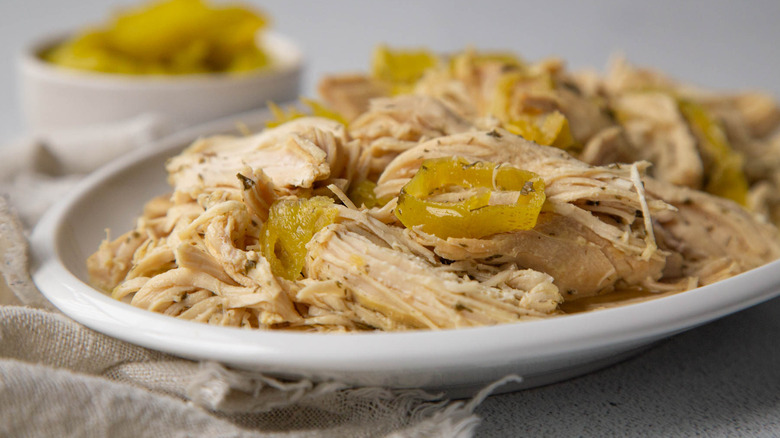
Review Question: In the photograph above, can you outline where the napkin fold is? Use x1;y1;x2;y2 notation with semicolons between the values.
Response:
0;116;510;438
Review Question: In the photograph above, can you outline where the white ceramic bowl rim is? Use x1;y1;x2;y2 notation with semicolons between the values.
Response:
29;117;780;375
20;29;303;88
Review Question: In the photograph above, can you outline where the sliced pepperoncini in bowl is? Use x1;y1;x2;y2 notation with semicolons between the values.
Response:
395;157;546;239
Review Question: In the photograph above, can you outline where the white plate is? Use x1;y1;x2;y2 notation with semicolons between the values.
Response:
30;111;780;397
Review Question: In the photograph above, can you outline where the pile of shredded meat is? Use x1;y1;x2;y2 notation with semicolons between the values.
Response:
88;48;780;331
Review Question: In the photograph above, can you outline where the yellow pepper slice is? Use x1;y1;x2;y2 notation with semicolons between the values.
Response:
266;98;347;128
489;71;575;149
261;196;338;280
395;157;546;239
348;180;384;209
491;71;555;116
678;100;749;205
371;45;439;95
504;111;575;149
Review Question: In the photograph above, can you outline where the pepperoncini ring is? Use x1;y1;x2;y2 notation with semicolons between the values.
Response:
261;196;338;280
395;157;546;239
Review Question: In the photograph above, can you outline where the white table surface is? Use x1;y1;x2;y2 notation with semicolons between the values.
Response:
1;1;778;436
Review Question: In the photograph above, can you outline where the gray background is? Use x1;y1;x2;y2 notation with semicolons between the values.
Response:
3;0;780;139
1;1;778;436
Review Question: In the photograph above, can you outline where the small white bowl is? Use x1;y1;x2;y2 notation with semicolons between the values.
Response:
18;31;303;133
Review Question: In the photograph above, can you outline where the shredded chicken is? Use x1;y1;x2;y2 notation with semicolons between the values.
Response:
375;130;670;298
610;92;703;188
349;95;473;181
645;178;780;285
88;48;780;332
303;218;560;330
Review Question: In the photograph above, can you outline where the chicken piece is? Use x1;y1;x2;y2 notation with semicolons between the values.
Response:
317;74;389;122
681;90;780;227
303;218;561;330
415;55;614;147
117;267;293;326
579;126;643;166
166;117;349;200
749;173;780;227
692;94;780;188
413;213;656;299
110;199;302;326
645;178;780;285
350;95;473;142
126;238;175;280
601;57;780;204
349;95;474;180
87;228;147;291
603;56;676;96
412;66;479;121
569;68;604;98
87;193;177;290
235;165;278;223
414;51;511;120
174;241;237;285
376;129;670;298
611;92;703;188
729;92;780;138
686;91;780;140
555;85;616;145
142;194;174;219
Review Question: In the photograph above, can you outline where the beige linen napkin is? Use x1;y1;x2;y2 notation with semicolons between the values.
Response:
0;119;514;438
0;304;512;437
